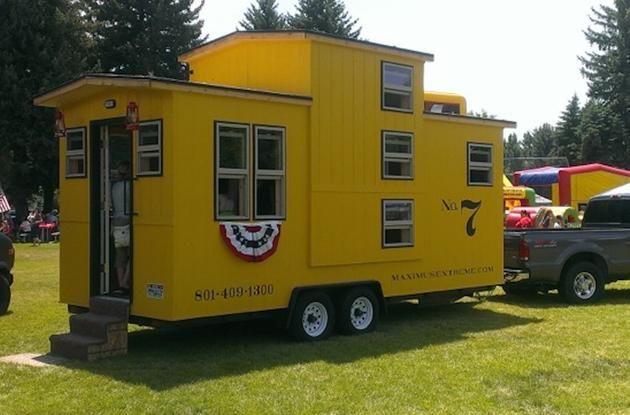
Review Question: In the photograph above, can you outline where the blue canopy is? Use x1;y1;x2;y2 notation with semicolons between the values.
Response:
518;168;559;185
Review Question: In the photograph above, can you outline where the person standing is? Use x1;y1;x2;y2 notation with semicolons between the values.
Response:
111;161;131;294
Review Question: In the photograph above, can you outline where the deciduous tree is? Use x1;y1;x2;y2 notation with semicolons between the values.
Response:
0;0;89;215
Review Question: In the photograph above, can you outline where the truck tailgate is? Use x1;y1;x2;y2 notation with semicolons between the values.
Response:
504;231;524;269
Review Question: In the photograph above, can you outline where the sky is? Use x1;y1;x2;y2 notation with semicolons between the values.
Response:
198;0;613;138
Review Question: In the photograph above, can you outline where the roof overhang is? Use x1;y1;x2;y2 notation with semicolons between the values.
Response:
34;74;313;108
423;112;517;129
180;31;434;63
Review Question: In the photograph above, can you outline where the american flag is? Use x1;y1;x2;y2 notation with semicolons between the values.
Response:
0;187;10;213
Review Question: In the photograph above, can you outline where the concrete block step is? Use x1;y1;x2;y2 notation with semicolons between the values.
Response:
69;313;127;340
89;296;130;319
49;333;104;361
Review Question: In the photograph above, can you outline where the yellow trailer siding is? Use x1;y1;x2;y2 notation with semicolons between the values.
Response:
169;92;311;320
186;37;312;96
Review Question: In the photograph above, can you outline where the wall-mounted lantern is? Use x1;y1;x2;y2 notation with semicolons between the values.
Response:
54;109;66;138
126;101;139;131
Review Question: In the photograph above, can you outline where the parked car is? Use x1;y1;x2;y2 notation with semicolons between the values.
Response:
0;232;14;314
504;185;630;303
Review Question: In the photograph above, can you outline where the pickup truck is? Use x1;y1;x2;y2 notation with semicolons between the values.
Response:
0;233;14;314
504;190;630;303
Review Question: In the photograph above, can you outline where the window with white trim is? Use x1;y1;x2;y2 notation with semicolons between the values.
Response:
136;120;162;176
255;126;285;219
65;128;86;178
383;131;413;179
216;123;249;219
383;200;414;247
382;62;413;112
468;143;493;186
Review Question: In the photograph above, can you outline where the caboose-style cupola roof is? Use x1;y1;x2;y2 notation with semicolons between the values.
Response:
179;30;435;63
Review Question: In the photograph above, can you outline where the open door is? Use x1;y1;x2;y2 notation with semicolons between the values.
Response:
90;120;133;299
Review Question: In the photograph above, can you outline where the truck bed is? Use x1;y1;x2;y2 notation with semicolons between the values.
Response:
504;227;630;285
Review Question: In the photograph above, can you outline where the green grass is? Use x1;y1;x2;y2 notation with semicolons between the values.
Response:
1;245;630;414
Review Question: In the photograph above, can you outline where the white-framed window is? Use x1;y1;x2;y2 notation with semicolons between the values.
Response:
216;123;249;219
382;131;413;179
136;120;162;176
65;127;86;178
382;200;414;247
382;62;413;112
255;126;285;219
468;143;493;186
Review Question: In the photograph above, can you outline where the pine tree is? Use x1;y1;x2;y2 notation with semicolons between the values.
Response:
287;0;361;39
503;133;522;173
577;99;625;165
580;1;630;166
552;94;582;165
0;0;89;215
85;0;207;79
240;0;286;30
521;124;556;158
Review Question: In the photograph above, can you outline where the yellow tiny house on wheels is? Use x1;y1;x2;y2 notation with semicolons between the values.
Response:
36;31;515;341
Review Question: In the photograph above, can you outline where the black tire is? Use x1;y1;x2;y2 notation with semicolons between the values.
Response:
502;284;539;296
289;291;335;341
337;287;379;335
560;261;605;304
0;274;10;315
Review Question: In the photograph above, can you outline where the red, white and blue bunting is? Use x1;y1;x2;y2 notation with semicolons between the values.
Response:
219;222;281;262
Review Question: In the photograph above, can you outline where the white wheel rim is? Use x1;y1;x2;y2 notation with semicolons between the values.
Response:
302;301;329;337
350;296;374;330
574;272;597;299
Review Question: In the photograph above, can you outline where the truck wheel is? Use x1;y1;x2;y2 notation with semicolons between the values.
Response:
290;291;335;341
338;287;379;335
0;274;10;315
560;262;604;304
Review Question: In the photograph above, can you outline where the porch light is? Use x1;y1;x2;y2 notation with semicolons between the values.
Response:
126;101;139;130
54;109;66;138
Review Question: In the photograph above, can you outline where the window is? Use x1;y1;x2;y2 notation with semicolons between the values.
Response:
216;123;249;219
468;143;493;186
255;126;285;219
583;199;630;225
136;120;162;176
382;131;413;179
383;200;414;247
65;128;86;178
424;102;461;115
382;62;413;112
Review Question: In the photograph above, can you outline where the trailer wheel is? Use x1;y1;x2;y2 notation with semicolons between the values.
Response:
0;274;10;315
560;261;604;304
338;287;379;335
290;291;335;341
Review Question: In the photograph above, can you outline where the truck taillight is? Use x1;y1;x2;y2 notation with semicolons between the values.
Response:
518;239;529;261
